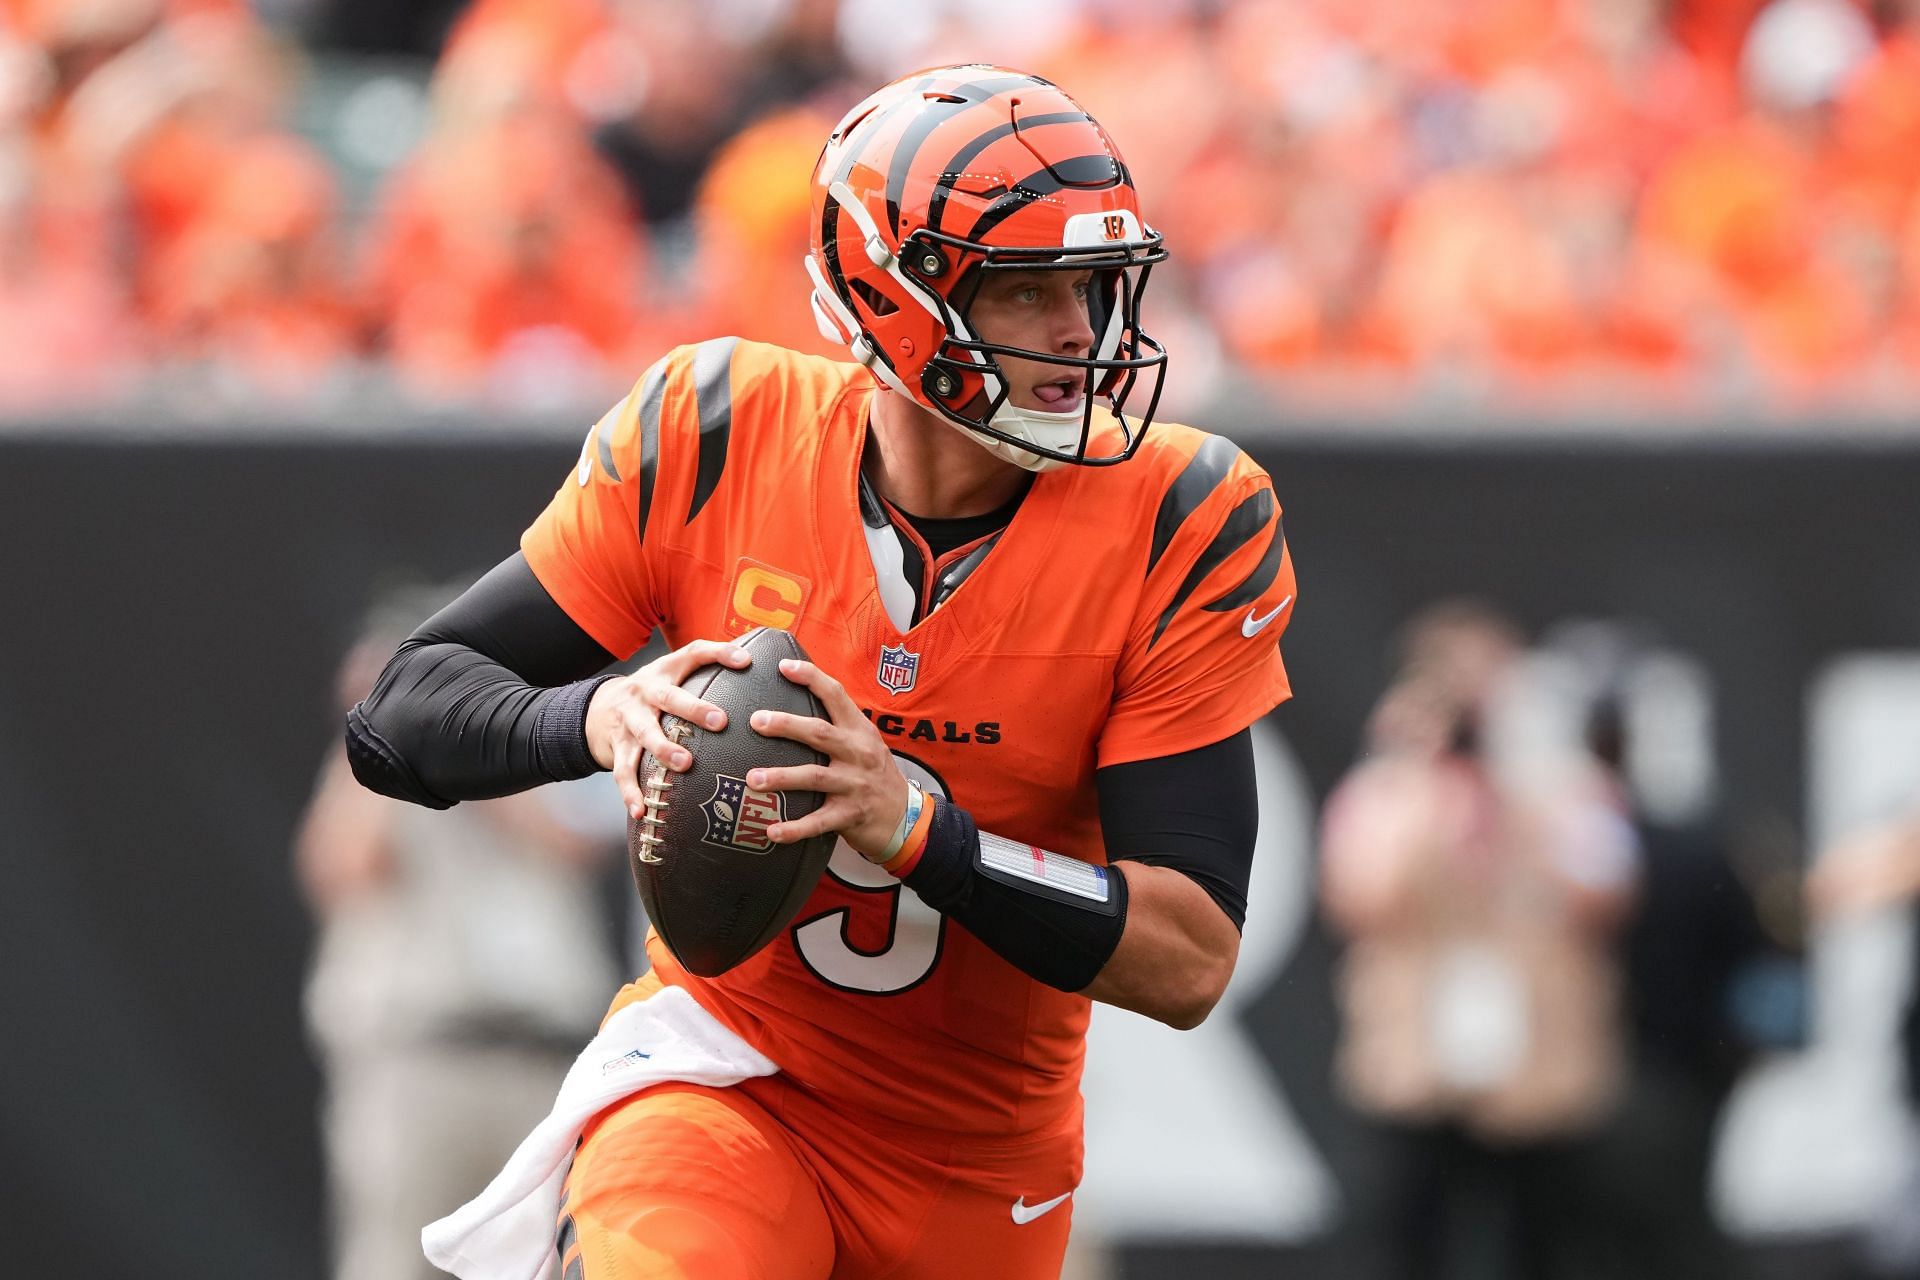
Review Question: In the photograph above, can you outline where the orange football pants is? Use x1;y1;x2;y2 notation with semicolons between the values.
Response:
555;1074;1079;1280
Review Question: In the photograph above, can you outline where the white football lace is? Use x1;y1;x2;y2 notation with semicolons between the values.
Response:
632;719;687;865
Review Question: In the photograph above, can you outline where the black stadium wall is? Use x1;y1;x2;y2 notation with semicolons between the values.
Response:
2;429;1916;1278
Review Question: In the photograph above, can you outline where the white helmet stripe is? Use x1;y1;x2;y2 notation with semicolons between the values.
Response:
826;181;1004;401
828;182;942;324
804;255;859;344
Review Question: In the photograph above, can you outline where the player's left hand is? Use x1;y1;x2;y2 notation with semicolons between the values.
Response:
745;658;909;861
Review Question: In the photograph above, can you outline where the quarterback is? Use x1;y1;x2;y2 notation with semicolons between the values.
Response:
350;65;1297;1280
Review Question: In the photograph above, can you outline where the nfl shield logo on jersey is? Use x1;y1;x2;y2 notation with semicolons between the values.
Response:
700;774;783;853
876;644;920;695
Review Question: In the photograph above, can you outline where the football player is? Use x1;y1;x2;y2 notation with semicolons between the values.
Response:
349;65;1297;1280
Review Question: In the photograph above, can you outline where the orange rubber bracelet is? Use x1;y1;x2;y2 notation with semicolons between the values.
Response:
881;794;937;877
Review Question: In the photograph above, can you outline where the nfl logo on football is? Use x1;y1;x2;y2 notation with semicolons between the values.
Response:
876;644;919;696
701;774;783;853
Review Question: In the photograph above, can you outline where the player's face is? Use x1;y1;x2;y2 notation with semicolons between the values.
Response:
966;269;1098;413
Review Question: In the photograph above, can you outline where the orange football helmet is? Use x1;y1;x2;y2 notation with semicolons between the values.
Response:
806;65;1168;471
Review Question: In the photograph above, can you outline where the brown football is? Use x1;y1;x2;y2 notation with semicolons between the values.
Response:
629;627;836;977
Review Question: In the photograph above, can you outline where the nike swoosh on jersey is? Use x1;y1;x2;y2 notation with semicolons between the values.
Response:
1241;594;1293;638
1011;1191;1073;1225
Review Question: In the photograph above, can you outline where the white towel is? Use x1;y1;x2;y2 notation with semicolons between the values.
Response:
422;984;779;1280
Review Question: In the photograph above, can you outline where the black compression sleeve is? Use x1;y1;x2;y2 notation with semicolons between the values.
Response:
1096;730;1259;930
896;731;1259;991
345;553;620;807
900;798;1130;993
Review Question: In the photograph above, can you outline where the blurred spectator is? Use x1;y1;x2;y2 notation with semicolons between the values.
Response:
7;0;371;405
1320;601;1639;1280
1547;626;1774;1280
1831;2;1920;232
305;0;466;58
48;6;297;299
1810;807;1920;1278
145;132;361;402
1669;0;1776;102
0;123;141;409
1812;809;1920;923
583;2;759;232
735;0;849;119
360;31;652;407
1639;0;1889;394
683;104;846;356
298;589;623;1280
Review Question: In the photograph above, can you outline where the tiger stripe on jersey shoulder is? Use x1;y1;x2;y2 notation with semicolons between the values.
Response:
591;407;623;484
632;357;669;542
578;396;625;488
1146;434;1242;577
687;336;740;524
624;337;741;542
628;336;863;544
1150;486;1277;647
1201;513;1286;613
595;429;620;483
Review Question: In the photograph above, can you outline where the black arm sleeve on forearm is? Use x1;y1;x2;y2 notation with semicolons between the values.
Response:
900;798;1131;993
345;552;620;808
1096;729;1259;930
897;730;1261;992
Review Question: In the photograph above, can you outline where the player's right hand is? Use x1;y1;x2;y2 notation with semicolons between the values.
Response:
587;639;754;820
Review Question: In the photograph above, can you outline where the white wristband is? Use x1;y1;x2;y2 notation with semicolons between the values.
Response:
875;780;925;862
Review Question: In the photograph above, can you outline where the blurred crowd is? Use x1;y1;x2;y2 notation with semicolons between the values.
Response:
1315;603;1920;1280
1319;605;1783;1279
7;0;1920;420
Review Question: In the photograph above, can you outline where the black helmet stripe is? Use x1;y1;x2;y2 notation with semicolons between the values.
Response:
926;111;1092;235
884;74;1033;235
819;86;931;306
963;157;1127;244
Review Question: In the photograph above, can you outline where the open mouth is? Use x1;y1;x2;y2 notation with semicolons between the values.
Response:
1032;377;1082;409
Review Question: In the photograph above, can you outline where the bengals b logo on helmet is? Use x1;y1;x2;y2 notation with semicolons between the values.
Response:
804;64;1170;471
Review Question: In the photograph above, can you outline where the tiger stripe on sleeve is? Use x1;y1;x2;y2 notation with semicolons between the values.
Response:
1099;427;1294;766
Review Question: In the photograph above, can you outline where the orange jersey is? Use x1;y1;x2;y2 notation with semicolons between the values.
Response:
522;338;1295;1140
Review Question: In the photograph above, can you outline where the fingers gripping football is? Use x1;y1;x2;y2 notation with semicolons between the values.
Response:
749;658;910;860
587;638;753;820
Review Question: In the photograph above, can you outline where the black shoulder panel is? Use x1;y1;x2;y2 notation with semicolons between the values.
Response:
1147;434;1242;578
1149;487;1275;648
686;337;740;524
